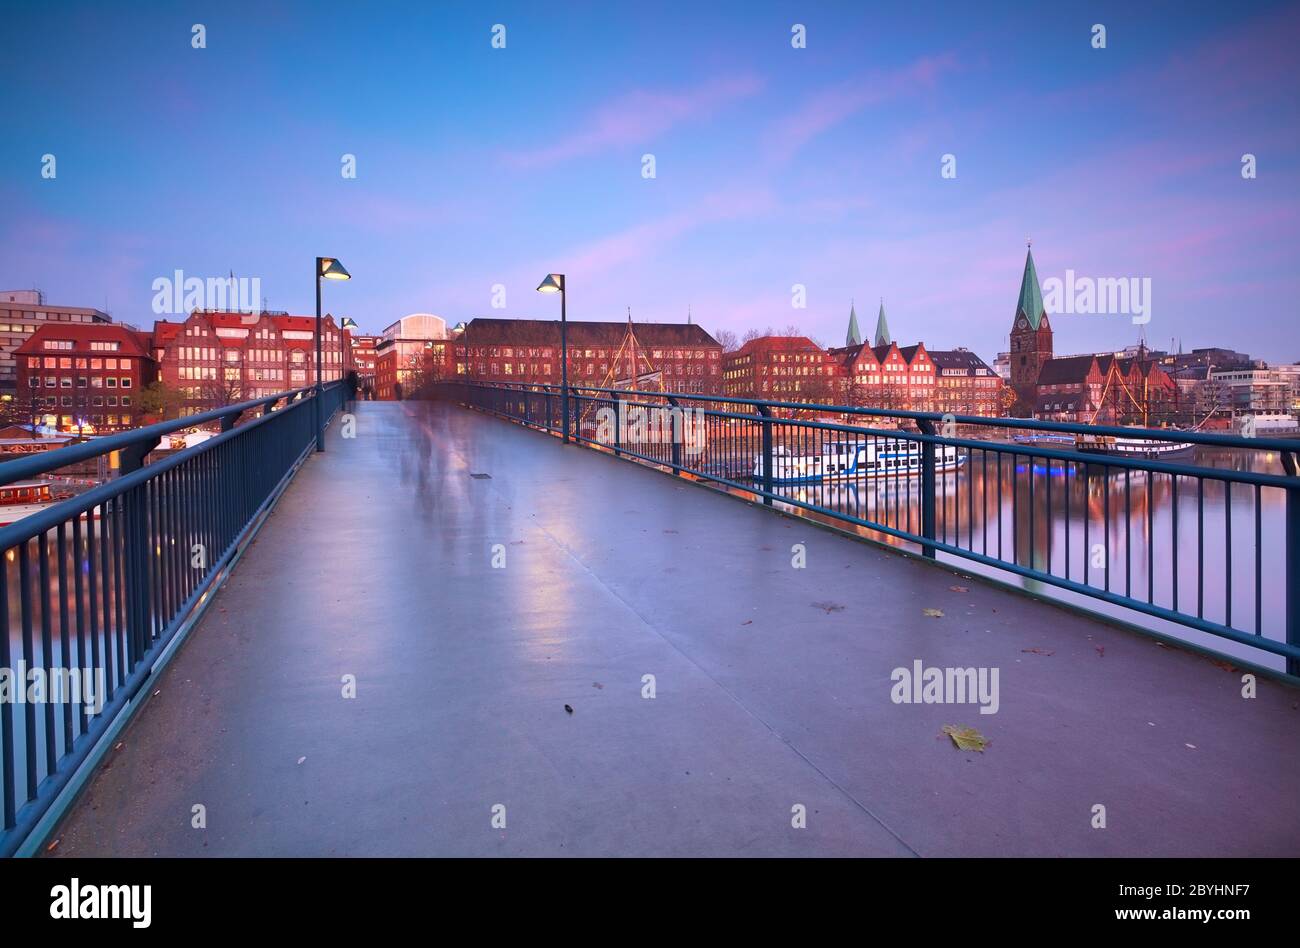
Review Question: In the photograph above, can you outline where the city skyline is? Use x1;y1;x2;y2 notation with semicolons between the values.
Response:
3;1;1299;365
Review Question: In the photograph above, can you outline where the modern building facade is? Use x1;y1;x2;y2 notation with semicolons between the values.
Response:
374;314;451;400
0;290;113;397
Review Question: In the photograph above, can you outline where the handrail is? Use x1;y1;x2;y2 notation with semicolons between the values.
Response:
458;379;1300;453
0;384;323;486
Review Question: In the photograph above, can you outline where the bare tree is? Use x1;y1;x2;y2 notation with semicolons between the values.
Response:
713;328;740;353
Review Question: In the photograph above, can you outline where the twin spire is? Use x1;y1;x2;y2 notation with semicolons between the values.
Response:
844;299;890;348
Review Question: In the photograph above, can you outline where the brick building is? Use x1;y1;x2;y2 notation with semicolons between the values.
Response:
455;318;722;394
14;323;157;433
1035;352;1177;424
350;334;380;399
152;310;351;416
824;302;935;412
723;336;840;408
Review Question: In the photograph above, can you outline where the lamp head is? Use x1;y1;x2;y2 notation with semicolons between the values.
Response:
536;273;564;294
319;257;351;281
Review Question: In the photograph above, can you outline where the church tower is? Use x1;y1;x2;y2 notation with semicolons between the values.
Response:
1008;244;1052;415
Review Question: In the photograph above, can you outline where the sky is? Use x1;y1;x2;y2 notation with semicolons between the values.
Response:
2;0;1298;363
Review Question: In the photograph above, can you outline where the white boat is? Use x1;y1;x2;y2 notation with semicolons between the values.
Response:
754;438;966;485
1074;433;1195;460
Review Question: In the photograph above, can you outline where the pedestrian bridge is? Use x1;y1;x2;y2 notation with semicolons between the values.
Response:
4;393;1300;856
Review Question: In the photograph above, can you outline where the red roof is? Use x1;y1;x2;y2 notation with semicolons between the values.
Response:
15;323;154;358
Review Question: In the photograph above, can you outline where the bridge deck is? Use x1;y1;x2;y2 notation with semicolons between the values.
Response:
49;401;1300;856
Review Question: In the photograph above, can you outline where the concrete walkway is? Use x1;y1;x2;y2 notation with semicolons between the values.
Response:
49;401;1300;856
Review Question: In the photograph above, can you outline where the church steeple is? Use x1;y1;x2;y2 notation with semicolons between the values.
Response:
845;301;862;346
1015;244;1046;330
1008;241;1053;417
873;299;891;347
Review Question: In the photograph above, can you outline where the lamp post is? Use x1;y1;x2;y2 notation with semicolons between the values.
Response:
315;256;351;452
536;273;568;443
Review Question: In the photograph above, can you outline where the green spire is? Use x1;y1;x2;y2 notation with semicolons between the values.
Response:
845;301;862;346
1016;246;1046;330
873;299;890;347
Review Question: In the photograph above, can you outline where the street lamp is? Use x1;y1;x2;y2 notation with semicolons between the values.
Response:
315;256;351;452
536;273;568;443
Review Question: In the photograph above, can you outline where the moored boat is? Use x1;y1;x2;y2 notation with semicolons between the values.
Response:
1074;432;1195;460
754;438;966;485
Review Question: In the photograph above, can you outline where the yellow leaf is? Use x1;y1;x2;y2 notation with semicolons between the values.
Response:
942;725;988;752
922;608;944;618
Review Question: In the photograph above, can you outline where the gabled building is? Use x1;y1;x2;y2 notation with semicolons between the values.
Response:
1035;351;1177;424
152;310;352;416
829;334;936;412
14;323;157;432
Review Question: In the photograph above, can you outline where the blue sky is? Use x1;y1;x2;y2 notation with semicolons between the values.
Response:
2;0;1298;362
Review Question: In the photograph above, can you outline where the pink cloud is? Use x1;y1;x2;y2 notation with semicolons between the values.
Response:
501;74;764;169
765;53;958;163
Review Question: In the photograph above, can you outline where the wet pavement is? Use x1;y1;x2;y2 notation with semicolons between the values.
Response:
49;400;1300;856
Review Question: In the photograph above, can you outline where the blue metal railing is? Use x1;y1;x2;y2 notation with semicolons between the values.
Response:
0;378;353;856
441;380;1300;679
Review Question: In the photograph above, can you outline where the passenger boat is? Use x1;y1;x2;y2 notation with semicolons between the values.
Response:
0;481;97;527
754;438;966;485
1073;433;1195;460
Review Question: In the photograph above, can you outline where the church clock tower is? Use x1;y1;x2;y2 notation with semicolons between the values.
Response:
1008;244;1052;416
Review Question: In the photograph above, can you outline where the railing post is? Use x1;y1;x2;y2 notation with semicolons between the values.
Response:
119;437;160;690
613;397;622;457
667;395;682;475
757;404;773;505
546;389;553;433
1285;452;1300;677
917;418;937;558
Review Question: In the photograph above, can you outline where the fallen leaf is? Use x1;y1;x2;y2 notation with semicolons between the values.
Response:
741;620;753;625
296;756;306;765
1021;648;1055;656
811;601;845;614
1185;743;1197;750
922;608;944;618
1095;646;1105;657
592;682;603;689
564;704;574;714
949;586;969;593
941;725;988;752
